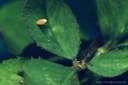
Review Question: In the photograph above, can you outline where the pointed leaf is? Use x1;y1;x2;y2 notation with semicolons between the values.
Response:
87;50;128;77
109;40;128;51
23;0;80;59
0;58;25;85
23;59;80;85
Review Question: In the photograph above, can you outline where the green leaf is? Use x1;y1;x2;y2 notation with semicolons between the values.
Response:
0;58;25;85
87;50;128;77
96;0;128;39
0;0;33;55
23;0;80;59
108;40;128;51
23;59;80;85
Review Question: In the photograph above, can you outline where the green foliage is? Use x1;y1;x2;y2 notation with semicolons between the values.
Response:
112;40;128;49
23;0;81;60
87;50;128;77
23;58;79;85
0;0;33;55
96;0;128;40
0;58;25;85
0;0;128;85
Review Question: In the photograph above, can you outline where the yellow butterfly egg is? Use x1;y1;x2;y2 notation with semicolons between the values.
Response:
36;19;47;25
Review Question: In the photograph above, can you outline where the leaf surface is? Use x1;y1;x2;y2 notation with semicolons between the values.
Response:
96;0;128;39
23;0;80;59
0;58;25;85
87;50;128;77
23;59;80;85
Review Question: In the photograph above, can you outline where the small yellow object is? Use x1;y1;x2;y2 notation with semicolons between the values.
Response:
36;19;47;25
73;58;86;70
19;79;24;84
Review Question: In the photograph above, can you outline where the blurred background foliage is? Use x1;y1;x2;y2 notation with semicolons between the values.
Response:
0;0;33;58
0;0;127;85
